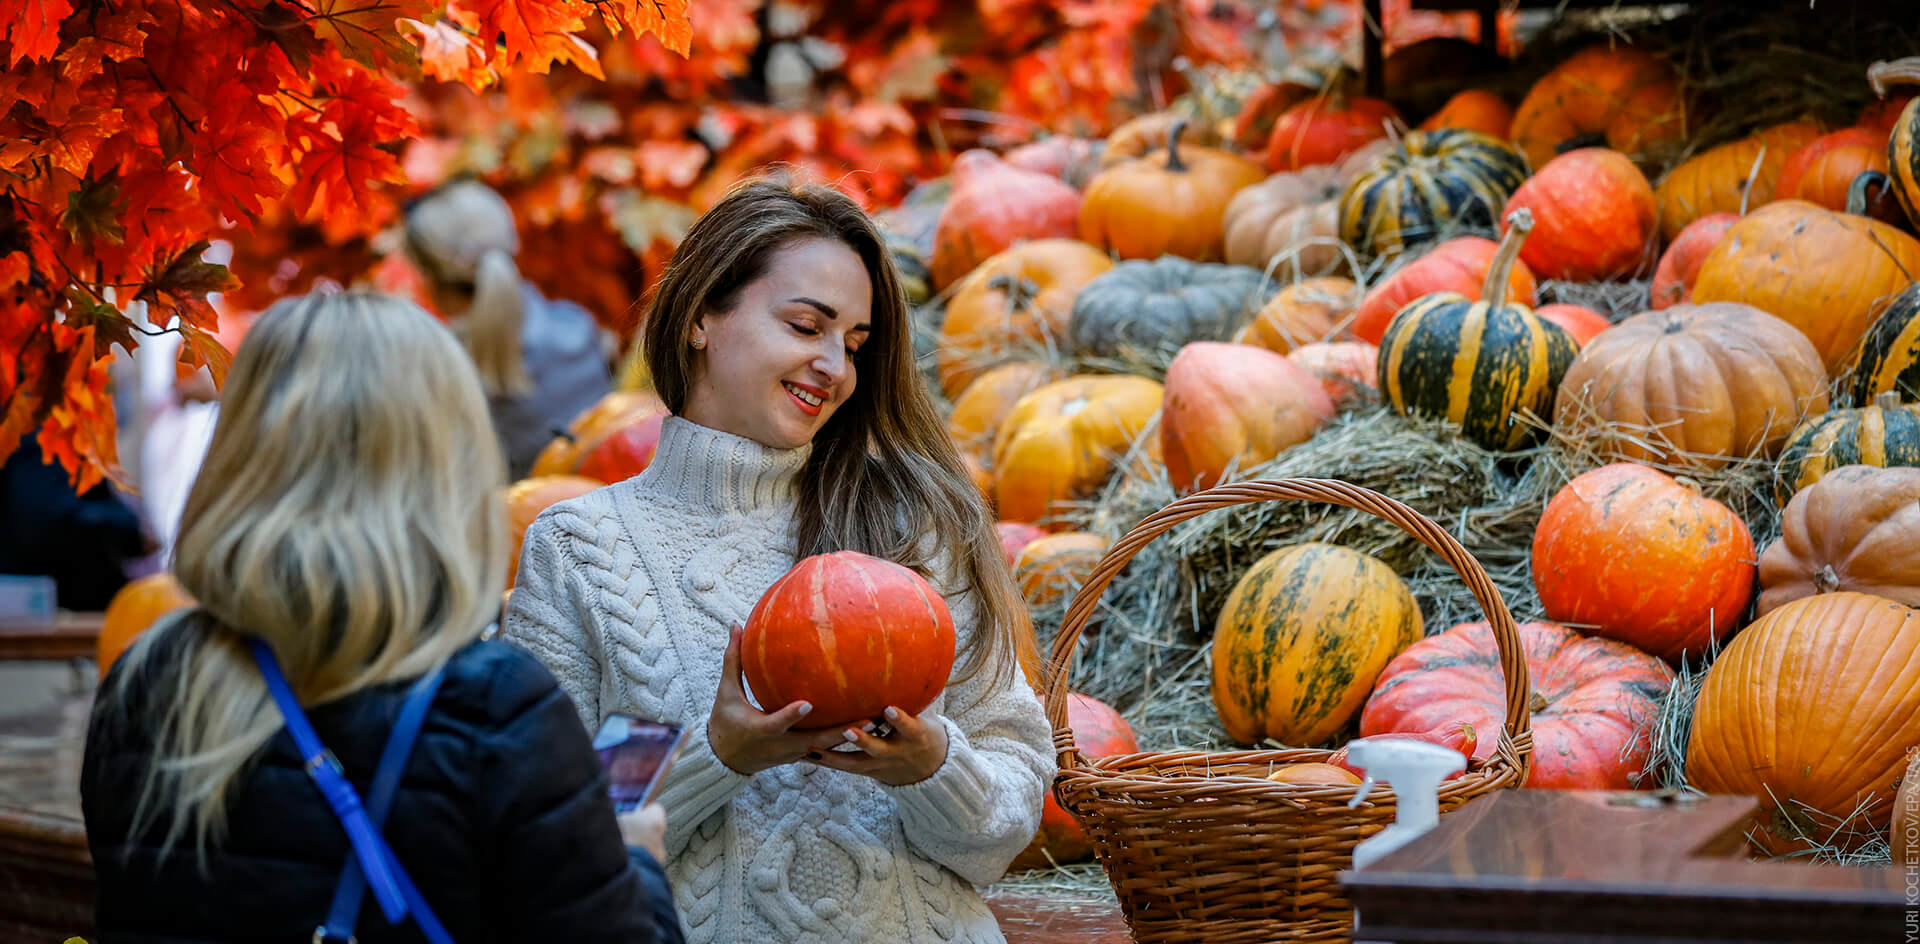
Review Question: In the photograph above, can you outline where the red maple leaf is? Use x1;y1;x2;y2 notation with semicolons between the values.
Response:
287;106;408;231
599;0;692;56
471;0;588;72
294;0;434;71
398;17;496;90
1;0;76;67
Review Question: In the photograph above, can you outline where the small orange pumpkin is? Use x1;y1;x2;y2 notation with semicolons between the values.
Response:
929;150;1083;290
1160;342;1335;493
1417;89;1513;138
1233;276;1359;355
1080;119;1265;262
507;476;602;586
1288;341;1380;404
992;375;1164;526
946;361;1065;463
1013;532;1109;609
1775;127;1890;212
1350;235;1538;345
1502;148;1658;282
97;574;195;680
1648;212;1737;310
935;239;1110;397
1654;121;1823;242
1533;304;1611;347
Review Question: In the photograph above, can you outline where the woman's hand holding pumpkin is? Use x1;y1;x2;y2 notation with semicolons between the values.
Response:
708;626;850;776
805;705;951;787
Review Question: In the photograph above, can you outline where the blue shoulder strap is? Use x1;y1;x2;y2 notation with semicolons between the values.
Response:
247;638;456;944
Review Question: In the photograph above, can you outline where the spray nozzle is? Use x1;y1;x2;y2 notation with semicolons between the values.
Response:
1344;738;1466;809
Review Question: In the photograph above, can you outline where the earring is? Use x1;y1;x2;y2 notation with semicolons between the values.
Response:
690;337;705;349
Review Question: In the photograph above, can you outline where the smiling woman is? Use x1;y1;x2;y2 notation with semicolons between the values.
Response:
506;176;1052;944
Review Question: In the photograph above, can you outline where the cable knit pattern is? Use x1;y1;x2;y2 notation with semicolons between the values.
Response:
506;416;1053;944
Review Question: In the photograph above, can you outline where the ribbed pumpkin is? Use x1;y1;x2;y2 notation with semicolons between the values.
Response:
1079;119;1265;262
1509;44;1687;171
1848;284;1920;406
1690;199;1920;374
1867;57;1920;225
1220;143;1390;276
1775;392;1920;503
991;375;1164;525
1068;257;1271;375
935;239;1110;397
1232;276;1358;354
1417;88;1513;138
1160;342;1335;493
1337;128;1531;263
1350;234;1538;345
507;476;601;586
1211;542;1423;746
1654;122;1822;242
97;574;194;681
1361;620;1674;789
1648;212;1737;310
1009;692;1138;870
1378;209;1578;451
1100;111;1223;168
1288;341;1380;404
1774;127;1889;213
1758;464;1920;615
1532;463;1756;662
1014;531;1108;609
529;390;666;478
1502;147;1657;282
742;551;956;731
1552;303;1829;470
1687;591;1920;855
1265;92;1402;173
1533;304;1611;347
946;360;1063;463
929;150;1082;290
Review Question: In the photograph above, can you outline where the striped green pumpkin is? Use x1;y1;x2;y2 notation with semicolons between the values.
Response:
1338;128;1532;263
1775;392;1920;504
1378;209;1577;451
1848;283;1920;406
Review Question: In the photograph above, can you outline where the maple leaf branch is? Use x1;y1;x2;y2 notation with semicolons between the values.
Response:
141;62;202;134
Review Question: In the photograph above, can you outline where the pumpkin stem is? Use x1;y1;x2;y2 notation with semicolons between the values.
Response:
1482;208;1533;303
1868;57;1920;96
986;273;1041;311
1165;118;1190;173
1815;564;1842;594
1527;690;1549;714
1848;170;1893;218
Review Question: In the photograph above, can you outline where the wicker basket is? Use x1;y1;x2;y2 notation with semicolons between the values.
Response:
1041;478;1536;943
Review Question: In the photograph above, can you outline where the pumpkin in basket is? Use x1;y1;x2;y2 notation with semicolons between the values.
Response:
1418;89;1513;138
1378;209;1579;451
1533;304;1611;347
1288;341;1380;404
1013;531;1108;609
1552;302;1829;470
946;360;1064;465
1264;91;1401;173
1867;57;1920;225
1758;464;1920;615
98;574;195;680
1079;119;1265;262
1502;148;1658;282
1160;342;1335;493
992;375;1164;526
1532;463;1755;663
1068;257;1271;375
1654;122;1822;242
1509;44;1686;171
1337;128;1531;264
1211;542;1423;746
1360;620;1674;789
742;551;956;731
1687;591;1920;855
1775;393;1920;503
1690;199;1920;374
928;150;1082;291
935;239;1109;398
1848;284;1920;406
1266;763;1362;785
1350;234;1538;345
1774;127;1890;213
1233;276;1359;355
1648;212;1737;310
1010;692;1137;871
507;476;601;586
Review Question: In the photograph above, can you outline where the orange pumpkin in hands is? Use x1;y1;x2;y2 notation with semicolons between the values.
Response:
98;574;194;680
1161;342;1334;493
1010;692;1137;870
930;150;1082;290
1648;213;1737;310
1502;148;1658;281
507;476;602;586
1531;463;1756;662
1350;235;1538;345
1079;119;1265;262
742;551;956;731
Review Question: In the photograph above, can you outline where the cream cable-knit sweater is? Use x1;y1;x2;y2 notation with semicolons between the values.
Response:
504;416;1054;944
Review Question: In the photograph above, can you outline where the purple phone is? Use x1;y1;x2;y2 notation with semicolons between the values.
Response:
593;713;687;812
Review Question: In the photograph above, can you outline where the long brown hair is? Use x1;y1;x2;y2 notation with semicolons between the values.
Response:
642;175;1038;698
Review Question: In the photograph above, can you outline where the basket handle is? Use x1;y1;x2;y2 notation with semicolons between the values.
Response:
1041;477;1534;776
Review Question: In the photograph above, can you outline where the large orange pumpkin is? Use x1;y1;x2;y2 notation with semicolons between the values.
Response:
946;361;1064;463
1648;212;1737;310
1502;148;1658;282
935;239;1110;397
1079;119;1265;262
1654;122;1822;242
1361;620;1674;789
1774;127;1890;213
929;150;1082;290
1687;592;1920;855
1232;276;1359;355
1211;542;1422;746
1160;342;1335;493
1350;235;1538;345
507;476;602;586
97;574;194;680
991;375;1164;526
1531;463;1756;662
741;551;957;731
1509;44;1687;170
1758;464;1920;615
1009;692;1138;870
1690;199;1920;374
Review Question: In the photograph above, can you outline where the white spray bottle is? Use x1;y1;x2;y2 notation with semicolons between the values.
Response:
1344;737;1467;871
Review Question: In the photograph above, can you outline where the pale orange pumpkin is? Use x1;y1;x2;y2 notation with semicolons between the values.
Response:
1160;342;1335;493
992;375;1164;526
1233;276;1359;354
1758;464;1920;615
935;239;1110;397
1654;121;1823;242
946;361;1065;463
1080;119;1265;262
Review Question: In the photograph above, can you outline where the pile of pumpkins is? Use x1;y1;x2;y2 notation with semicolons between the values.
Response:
895;44;1920;863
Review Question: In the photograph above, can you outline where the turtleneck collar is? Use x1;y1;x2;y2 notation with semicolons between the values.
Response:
640;415;810;514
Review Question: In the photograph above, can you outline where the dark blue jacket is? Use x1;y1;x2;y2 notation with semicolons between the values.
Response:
82;622;683;943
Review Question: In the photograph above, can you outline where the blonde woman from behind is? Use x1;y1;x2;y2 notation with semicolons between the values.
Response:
404;179;614;478
80;291;682;943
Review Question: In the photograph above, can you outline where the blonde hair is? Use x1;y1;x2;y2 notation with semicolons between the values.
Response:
404;180;531;396
642;175;1041;701
103;290;511;863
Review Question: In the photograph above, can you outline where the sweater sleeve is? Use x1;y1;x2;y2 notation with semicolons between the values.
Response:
883;580;1053;887
651;713;750;856
504;510;606;733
